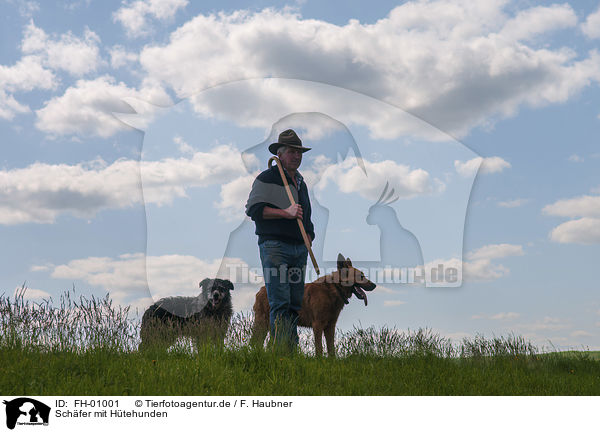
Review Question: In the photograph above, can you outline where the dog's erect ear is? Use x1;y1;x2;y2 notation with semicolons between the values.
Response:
346;257;353;267
199;278;211;291
224;279;234;291
337;253;347;270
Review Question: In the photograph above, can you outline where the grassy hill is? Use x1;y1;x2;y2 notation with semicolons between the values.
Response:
1;288;599;395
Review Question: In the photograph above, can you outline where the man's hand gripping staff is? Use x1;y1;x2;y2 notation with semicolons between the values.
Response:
268;155;320;276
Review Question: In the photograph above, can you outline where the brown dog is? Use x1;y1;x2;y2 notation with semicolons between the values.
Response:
251;253;376;357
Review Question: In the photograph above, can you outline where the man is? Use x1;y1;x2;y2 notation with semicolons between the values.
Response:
245;129;315;350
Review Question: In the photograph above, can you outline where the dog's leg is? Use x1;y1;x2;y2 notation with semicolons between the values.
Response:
139;309;155;351
140;319;170;351
324;324;336;358
312;322;325;357
139;322;149;351
215;318;228;346
205;318;227;347
250;325;268;349
250;312;269;349
139;317;165;351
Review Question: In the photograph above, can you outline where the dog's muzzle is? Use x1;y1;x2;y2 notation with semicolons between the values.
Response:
352;285;368;306
352;281;376;306
211;291;222;307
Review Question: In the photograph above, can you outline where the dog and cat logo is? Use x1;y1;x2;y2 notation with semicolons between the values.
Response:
3;398;50;430
114;80;481;295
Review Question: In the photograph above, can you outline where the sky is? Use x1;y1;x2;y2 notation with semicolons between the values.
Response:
1;0;600;351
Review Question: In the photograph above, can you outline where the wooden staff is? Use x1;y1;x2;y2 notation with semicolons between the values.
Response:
268;156;320;276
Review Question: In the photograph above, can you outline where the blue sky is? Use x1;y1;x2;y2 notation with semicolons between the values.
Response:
1;0;600;350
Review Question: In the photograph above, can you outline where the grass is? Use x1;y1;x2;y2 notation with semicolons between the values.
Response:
1;287;600;395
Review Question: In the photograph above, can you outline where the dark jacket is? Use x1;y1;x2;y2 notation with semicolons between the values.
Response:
245;165;315;245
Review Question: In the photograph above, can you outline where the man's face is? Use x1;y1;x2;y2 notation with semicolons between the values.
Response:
279;146;303;172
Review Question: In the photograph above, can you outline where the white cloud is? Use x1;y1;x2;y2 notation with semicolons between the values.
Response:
543;195;600;218
49;253;216;307
215;175;256;222
466;243;524;261
35;75;171;137
454;156;510;177
582;6;600;39
421;243;524;283
188;79;449;143
472;312;520;320
0;30;57;119
40;253;258;311
514;316;570;332
461;243;524;281
373;242;523;285
63;0;92;11
138;3;600;137
500;4;577;42
490;312;519;320
0;55;56;93
417;255;508;283
568;154;584;162
13;286;51;301
6;0;40;17
544;194;600;244
0;145;245;225
140;145;248;205
463;257;510;282
22;20;104;76
454;158;481;177
570;330;593;338
0;89;31;120
109;45;139;69
1;20;106;121
548;217;600;244
497;198;528;208
478;156;512;174
318;157;443;201
383;300;406;307
113;0;189;38
173;135;193;154
262;112;346;141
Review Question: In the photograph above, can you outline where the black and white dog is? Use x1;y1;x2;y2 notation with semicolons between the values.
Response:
139;278;234;350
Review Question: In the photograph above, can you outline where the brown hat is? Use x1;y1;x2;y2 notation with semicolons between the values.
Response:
268;129;312;155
